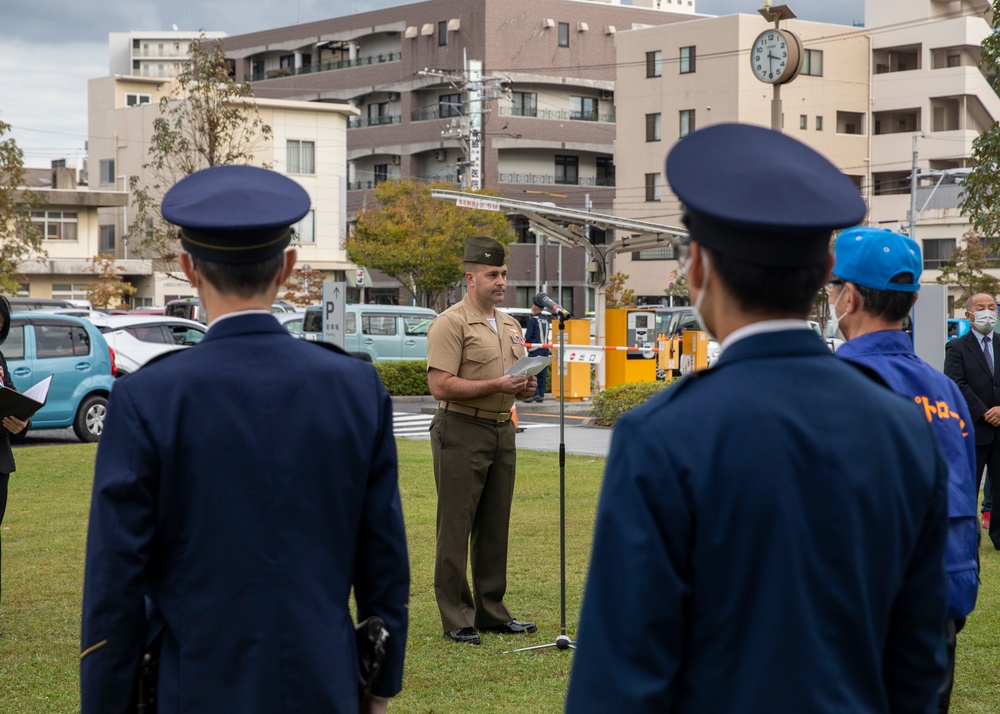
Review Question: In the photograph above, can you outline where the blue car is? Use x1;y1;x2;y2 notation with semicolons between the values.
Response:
4;314;116;442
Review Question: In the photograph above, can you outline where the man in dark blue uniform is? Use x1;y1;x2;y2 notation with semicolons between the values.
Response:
80;165;409;714
566;124;949;713
523;296;550;402
830;226;978;712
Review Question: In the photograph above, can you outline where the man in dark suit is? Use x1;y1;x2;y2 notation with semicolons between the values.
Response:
566;124;949;712
944;291;1000;545
81;166;409;714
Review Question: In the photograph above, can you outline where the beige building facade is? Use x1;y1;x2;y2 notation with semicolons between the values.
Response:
612;13;870;303
87;75;358;305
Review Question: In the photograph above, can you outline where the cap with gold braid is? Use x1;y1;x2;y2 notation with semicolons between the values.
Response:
161;165;311;264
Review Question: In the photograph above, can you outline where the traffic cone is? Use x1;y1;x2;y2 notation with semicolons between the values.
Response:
512;403;524;433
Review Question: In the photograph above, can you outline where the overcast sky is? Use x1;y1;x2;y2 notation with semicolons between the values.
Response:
0;0;864;169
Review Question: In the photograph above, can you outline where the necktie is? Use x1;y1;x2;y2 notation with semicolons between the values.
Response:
984;335;994;377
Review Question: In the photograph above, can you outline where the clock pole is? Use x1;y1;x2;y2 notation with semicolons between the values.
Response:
757;3;800;131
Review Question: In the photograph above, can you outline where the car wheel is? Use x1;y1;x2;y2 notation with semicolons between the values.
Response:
73;395;108;443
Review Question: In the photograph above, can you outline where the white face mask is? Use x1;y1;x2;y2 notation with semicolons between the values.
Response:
683;250;713;338
827;287;847;340
972;309;998;333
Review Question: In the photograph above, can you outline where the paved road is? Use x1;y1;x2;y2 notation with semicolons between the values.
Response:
392;399;613;458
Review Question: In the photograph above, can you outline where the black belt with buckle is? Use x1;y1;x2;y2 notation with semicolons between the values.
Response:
440;402;512;423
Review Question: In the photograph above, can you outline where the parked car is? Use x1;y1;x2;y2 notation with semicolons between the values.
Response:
5;313;117;442
7;297;78;311
274;312;306;339
303;304;437;361
87;315;207;377
165;297;301;324
948;318;971;340
650;306;721;376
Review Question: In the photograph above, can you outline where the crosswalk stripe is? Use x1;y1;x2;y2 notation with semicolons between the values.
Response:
391;412;555;439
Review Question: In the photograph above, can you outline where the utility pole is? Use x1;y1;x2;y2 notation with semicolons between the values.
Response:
909;133;919;240
419;58;507;191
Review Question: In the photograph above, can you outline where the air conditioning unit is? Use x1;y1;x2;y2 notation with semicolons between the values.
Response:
390;155;401;165
600;90;613;100
388;92;400;101
433;149;446;161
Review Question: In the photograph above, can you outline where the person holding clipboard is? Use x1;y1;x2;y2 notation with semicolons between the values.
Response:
0;295;29;631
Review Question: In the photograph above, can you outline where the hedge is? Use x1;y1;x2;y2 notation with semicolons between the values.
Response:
589;380;670;427
374;360;430;396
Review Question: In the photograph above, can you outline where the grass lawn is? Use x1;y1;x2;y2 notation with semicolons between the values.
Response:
0;440;998;712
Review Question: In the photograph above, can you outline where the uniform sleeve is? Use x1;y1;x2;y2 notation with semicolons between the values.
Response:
566;413;691;712
80;382;159;714
352;371;410;699
944;340;987;422
426;313;463;376
882;444;949;712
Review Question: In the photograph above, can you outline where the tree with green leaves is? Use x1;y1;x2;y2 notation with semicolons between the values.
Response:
128;34;272;273
663;268;688;303
935;230;1000;307
0;120;44;294
348;178;514;309
960;1;1000;235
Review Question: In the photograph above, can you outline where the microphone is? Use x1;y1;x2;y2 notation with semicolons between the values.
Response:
534;292;572;320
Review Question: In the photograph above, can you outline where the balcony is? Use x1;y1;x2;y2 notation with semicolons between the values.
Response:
348;114;402;129
499;172;615;187
498;106;615;123
250;51;402;82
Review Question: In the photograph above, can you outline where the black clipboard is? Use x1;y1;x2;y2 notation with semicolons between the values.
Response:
0;374;52;420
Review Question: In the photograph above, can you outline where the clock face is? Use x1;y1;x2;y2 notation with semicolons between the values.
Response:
751;30;790;84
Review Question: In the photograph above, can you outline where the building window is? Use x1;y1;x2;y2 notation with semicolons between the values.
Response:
646;113;662;142
293;210;315;244
125;93;151;107
571;96;598;121
679;46;696;74
52;283;90;302
596;157;615;187
511;92;537;117
646;50;663;78
817;115;824;131
645;173;661;202
679;109;696;137
30;210;78;241
99;159;115;186
286;140;315;175
923;238;956;269
800;114;808;130
438;20;448;46
374;164;389;185
802;49;823;77
872;171;911;196
555;155;579;185
367;102;390;125
836;111;864;134
440;93;462;118
558;23;570;48
280;54;295;69
99;225;115;253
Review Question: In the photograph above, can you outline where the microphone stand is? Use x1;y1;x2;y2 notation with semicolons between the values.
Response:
510;313;575;653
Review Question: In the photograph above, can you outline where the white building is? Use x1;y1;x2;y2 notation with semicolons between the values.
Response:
108;31;228;80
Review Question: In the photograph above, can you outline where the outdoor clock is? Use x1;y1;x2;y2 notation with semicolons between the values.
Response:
750;28;803;85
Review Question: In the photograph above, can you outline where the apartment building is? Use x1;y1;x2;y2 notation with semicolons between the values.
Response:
87;74;358;306
18;165;136;302
108;31;227;80
220;0;696;311
612;13;870;304
865;0;996;309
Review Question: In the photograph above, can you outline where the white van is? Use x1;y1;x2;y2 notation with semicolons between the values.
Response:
303;304;437;362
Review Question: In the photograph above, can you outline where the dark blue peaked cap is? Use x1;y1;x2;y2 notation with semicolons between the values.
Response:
666;123;867;267
161;165;311;264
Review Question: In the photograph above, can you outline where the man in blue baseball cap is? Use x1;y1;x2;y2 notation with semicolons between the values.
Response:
81;165;410;714
567;125;949;712
831;226;978;713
